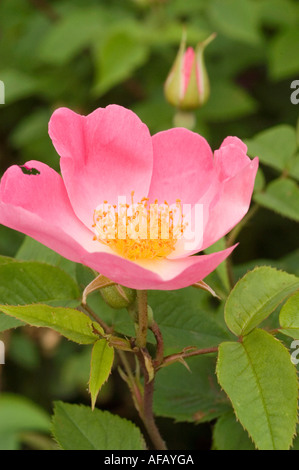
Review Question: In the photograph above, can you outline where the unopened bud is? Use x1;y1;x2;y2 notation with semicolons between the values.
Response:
164;31;216;111
100;285;136;309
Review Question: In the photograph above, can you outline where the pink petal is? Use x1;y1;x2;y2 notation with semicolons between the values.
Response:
0;161;110;262
215;137;251;182
201;157;259;251
49;105;153;228
166;198;211;259
148;128;214;206
220;136;248;153
169;139;258;258
81;244;236;290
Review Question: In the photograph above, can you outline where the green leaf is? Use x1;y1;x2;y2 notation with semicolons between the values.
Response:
0;260;80;306
208;0;260;45
139;20;208;47
217;329;298;450
253;168;266;193
200;80;257;121
0;305;100;345
9;109;57;169
145;289;231;352
0;314;22;332
245;125;297;172
288;154;299;182
257;0;297;28
0;69;38;103
279;291;299;339
0;393;50;450
213;411;255;450
93;27;149;97
0;225;24;258
254;178;299;222
38;7;105;65
9;332;40;370
16;236;76;279
154;356;230;423
269;28;299;80
10;109;50;148
132;95;173;134
76;264;96;292
52;402;145;450
89;340;114;410
0;255;15;265
59;347;92;395
164;0;206;16
225;267;299;337
0;393;50;433
292;426;299;450
0;260;81;332
0;432;18;451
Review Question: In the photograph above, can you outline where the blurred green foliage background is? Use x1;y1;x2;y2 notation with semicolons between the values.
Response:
0;0;299;450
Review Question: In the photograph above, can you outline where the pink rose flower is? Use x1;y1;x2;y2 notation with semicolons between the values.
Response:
0;105;258;290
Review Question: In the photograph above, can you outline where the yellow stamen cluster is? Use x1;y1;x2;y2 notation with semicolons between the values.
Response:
92;192;187;260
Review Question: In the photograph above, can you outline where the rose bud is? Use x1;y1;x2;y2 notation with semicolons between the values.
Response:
164;31;216;111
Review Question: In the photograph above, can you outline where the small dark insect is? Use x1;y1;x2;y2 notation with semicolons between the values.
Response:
20;166;40;176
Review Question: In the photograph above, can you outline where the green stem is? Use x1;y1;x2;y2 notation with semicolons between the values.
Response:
173;110;196;130
136;291;148;348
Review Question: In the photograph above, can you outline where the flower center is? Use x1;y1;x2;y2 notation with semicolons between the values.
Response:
92;192;187;260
